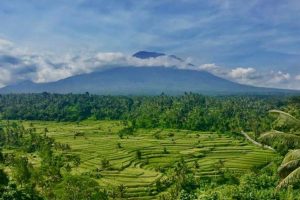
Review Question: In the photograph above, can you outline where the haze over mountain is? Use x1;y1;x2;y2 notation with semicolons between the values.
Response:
0;51;298;95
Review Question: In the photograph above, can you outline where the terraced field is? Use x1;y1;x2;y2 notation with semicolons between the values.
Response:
23;120;277;199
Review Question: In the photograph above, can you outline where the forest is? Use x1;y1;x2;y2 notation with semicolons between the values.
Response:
0;93;295;131
0;93;300;199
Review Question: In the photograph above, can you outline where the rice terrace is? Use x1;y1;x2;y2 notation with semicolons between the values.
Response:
21;120;276;199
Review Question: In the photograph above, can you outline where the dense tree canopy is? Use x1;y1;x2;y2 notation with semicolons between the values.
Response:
0;93;286;132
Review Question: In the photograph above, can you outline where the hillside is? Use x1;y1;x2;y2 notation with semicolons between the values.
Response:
23;120;277;200
0;66;297;95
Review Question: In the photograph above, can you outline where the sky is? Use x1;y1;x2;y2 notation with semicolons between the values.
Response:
0;0;300;89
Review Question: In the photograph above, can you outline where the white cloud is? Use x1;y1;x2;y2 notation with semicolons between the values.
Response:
198;63;219;71
197;63;228;76
198;64;298;90
228;67;256;79
0;38;14;51
268;71;291;84
0;37;299;90
95;52;125;63
0;38;192;87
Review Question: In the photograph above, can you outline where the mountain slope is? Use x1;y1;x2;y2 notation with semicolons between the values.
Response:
0;66;297;95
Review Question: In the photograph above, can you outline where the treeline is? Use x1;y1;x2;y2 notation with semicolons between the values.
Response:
0;93;288;132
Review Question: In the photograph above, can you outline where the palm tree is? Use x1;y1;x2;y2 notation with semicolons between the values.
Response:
259;130;300;152
117;184;126;198
259;110;300;189
269;109;300;131
277;149;300;189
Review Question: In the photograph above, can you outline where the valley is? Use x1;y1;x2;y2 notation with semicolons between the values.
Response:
19;120;276;199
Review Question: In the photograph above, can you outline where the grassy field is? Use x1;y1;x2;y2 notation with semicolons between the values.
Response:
21;120;277;200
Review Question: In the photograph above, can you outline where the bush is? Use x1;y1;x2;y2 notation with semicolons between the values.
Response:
136;150;142;159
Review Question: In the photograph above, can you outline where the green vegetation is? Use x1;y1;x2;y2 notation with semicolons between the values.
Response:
259;101;300;190
0;93;281;132
1;120;285;199
0;93;299;199
0;121;108;200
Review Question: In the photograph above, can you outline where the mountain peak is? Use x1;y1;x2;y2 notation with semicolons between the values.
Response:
132;51;165;59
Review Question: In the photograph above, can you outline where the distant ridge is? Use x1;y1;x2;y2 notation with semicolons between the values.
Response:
0;67;298;95
0;51;299;95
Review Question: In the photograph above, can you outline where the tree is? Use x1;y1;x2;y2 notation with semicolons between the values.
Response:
259;110;300;189
0;182;43;200
163;147;169;154
117;142;122;148
56;175;108;200
194;160;199;169
13;156;32;186
117;184;126;198
136;150;142;160
180;190;197;200
0;168;9;186
277;149;300;189
73;155;81;167
101;158;110;170
0;148;4;163
0;94;279;133
156;179;163;192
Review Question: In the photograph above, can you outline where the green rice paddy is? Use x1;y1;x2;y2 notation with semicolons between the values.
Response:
22;120;277;199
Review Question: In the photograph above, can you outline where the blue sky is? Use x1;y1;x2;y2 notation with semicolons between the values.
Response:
0;0;300;89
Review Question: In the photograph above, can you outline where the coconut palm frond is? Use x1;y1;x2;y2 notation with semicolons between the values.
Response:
282;149;300;164
269;110;300;130
276;167;300;190
293;131;300;136
269;110;300;123
259;131;300;147
259;131;285;142
266;110;300;189
278;159;300;178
